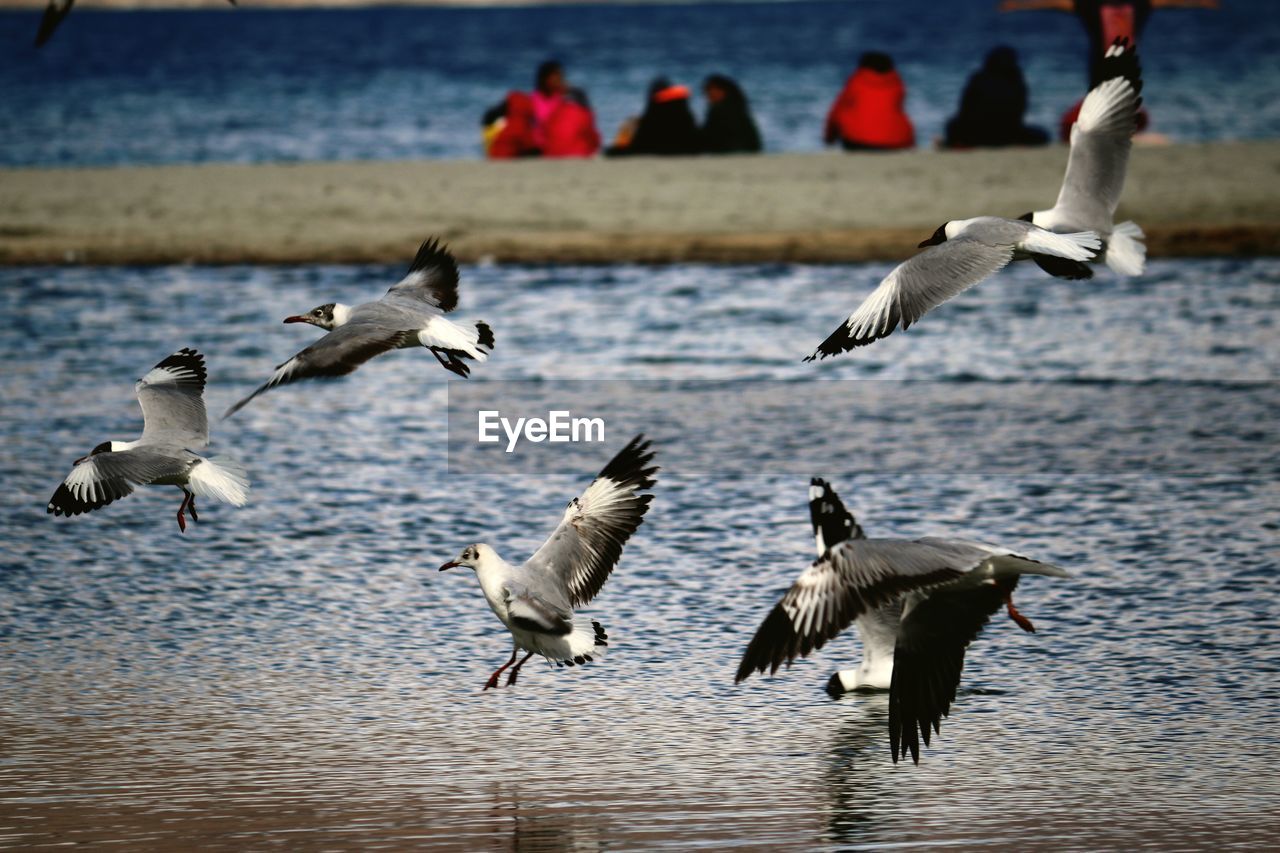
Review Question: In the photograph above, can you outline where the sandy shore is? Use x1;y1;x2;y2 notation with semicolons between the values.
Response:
1;141;1276;265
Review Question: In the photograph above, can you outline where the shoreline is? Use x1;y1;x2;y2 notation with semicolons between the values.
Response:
2;141;1277;265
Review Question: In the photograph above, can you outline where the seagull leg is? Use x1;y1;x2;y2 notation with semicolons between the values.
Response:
1005;591;1036;633
187;493;199;523
505;651;536;686
484;648;519;691
174;490;193;533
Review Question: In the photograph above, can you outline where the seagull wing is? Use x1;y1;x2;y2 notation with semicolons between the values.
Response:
887;541;1069;764
807;236;1016;358
887;577;1018;765
382;238;461;314
734;538;996;683
137;348;209;448
524;435;658;608
34;0;74;47
1052;41;1143;230
223;322;411;417
47;448;192;518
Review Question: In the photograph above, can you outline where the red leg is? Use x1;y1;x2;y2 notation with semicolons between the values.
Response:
187;494;199;523
176;491;190;533
506;651;536;686
1005;591;1036;633
483;648;519;691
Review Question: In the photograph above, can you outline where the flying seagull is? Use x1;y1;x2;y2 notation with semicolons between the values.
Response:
225;239;494;418
35;0;237;48
439;435;657;690
48;348;250;532
1022;39;1147;278
735;478;1069;764
806;217;1100;358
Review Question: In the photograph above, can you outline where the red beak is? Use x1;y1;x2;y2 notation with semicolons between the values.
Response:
284;315;307;324
439;561;460;572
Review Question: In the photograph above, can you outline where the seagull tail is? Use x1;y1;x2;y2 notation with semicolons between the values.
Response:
1105;221;1147;277
188;456;251;507
420;317;495;378
550;620;609;668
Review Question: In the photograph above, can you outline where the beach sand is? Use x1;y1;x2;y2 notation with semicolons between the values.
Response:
1;141;1276;265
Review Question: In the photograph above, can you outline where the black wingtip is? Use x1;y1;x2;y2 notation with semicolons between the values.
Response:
809;477;863;552
409;237;459;277
151;347;208;386
598;434;658;492
475;321;495;350
33;2;69;48
735;602;796;684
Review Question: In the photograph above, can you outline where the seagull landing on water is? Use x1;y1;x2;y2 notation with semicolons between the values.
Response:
439;435;657;690
735;478;1069;764
806;216;1100;358
1021;38;1147;278
48;349;250;533
224;239;494;418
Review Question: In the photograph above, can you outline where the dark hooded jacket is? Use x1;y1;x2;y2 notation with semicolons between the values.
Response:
943;47;1049;148
610;79;701;156
699;75;763;154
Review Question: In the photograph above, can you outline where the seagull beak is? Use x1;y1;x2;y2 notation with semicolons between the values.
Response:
439;560;460;572
916;238;932;248
283;315;307;324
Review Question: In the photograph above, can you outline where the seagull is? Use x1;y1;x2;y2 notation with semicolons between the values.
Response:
806;217;1101;358
439;435;657;690
34;0;237;48
224;239;493;418
48;348;250;532
735;478;1069;764
1022;39;1147;278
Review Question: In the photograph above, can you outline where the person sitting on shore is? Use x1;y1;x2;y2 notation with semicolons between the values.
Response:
530;59;567;151
606;78;701;157
823;52;915;151
542;88;602;158
942;46;1049;149
483;91;539;159
699;74;763;154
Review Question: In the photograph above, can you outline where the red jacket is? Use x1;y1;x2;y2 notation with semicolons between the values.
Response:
487;92;539;159
824;68;915;150
542;99;601;158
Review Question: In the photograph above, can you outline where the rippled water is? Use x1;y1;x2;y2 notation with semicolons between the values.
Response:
2;259;1279;848
2;0;1277;166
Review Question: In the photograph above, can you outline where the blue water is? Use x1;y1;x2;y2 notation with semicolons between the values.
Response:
1;258;1278;847
2;0;1277;167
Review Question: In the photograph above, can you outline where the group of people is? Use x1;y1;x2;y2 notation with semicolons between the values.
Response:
483;0;1216;160
483;62;763;160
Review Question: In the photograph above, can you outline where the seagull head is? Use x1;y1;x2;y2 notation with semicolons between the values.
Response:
284;302;349;331
439;543;494;572
74;440;116;465
917;223;950;248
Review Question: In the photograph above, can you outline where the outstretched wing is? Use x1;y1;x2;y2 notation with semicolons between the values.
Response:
224;322;410;417
137;348;209;448
382;238;461;314
807;237;1016;358
524;435;658;607
47;448;192;518
1054;39;1143;230
888;577;1018;765
734;538;994;683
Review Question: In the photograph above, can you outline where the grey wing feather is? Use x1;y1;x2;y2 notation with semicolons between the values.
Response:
734;539;977;682
504;582;574;636
1052;80;1140;230
383;238;460;314
808;237;1015;356
136;348;209;448
48;448;192;517
524;435;657;607
224;322;410;417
